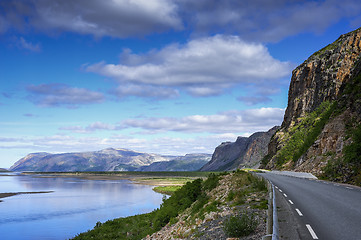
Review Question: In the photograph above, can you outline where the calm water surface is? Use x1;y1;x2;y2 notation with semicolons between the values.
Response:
0;173;164;240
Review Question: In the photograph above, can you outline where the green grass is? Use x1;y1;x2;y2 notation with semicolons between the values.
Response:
152;186;182;195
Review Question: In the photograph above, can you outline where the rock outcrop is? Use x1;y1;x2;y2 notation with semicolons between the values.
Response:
200;126;279;171
264;27;361;177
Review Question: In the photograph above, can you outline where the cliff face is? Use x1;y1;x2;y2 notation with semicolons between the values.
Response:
264;28;361;179
200;126;279;171
282;28;361;130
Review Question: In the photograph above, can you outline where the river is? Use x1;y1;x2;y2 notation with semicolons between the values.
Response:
0;173;164;240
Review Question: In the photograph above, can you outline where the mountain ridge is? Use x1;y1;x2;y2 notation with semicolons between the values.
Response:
9;148;211;172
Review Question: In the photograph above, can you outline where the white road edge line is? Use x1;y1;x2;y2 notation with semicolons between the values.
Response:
306;224;319;239
288;200;294;204
295;208;303;216
283;193;287;197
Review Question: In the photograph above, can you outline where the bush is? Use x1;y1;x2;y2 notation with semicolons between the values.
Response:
203;173;220;191
223;212;258;237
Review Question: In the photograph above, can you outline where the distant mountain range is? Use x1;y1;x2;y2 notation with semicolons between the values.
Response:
0;168;9;172
9;148;211;172
138;154;211;171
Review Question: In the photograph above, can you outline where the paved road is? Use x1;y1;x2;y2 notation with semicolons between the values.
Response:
260;172;361;240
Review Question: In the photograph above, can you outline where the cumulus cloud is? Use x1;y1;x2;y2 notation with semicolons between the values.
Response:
121;107;284;134
0;0;181;38
86;35;292;98
26;83;104;108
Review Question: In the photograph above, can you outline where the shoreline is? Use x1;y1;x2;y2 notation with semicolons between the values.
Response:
1;172;210;201
21;172;209;186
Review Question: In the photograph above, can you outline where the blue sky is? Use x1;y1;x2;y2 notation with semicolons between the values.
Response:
1;0;361;168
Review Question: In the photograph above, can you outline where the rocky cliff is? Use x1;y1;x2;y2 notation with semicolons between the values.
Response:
263;28;361;184
200;126;279;171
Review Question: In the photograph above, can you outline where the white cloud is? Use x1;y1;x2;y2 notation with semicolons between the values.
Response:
26;83;104;108
86;35;292;98
59;107;284;135
121;107;284;134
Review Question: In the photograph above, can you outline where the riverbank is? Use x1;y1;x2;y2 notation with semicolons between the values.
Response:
21;171;212;186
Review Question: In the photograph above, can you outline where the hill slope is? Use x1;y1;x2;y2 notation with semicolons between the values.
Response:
262;27;361;185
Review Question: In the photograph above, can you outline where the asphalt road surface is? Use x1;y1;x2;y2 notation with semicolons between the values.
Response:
260;172;361;240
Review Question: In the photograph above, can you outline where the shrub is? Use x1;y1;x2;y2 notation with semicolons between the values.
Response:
275;101;336;167
223;212;258;237
203;173;220;191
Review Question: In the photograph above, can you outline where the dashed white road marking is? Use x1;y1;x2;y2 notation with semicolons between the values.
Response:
295;208;303;216
283;193;287;197
279;189;283;192
275;186;279;189
288;200;294;205
346;187;353;189
306;224;319;239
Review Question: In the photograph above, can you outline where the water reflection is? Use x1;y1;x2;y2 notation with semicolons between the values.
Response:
0;174;164;240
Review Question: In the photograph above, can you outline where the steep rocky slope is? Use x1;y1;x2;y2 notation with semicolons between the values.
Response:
200;126;279;171
262;27;361;184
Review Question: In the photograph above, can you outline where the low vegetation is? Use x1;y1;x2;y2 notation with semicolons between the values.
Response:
152;186;182;195
264;101;336;167
321;123;361;186
72;170;268;240
223;212;258;237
